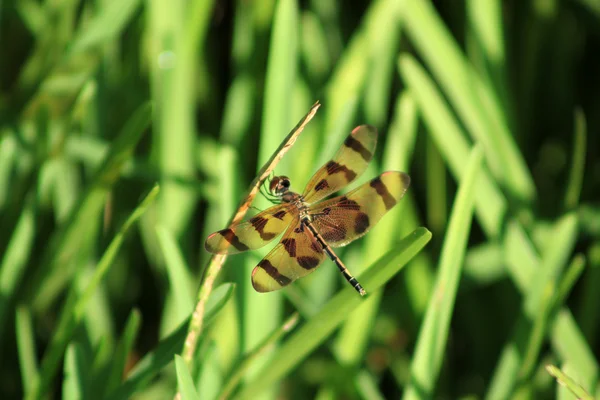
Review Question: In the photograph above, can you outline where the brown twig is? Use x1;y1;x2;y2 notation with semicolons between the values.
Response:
180;101;321;369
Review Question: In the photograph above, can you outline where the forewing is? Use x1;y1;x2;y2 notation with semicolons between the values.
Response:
205;204;295;254
251;216;326;293
309;171;410;247
302;125;377;203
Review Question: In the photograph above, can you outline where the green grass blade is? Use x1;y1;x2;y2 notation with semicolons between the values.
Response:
362;0;403;126
156;225;194;324
108;283;234;400
258;0;298;167
487;213;580;399
399;54;506;238
27;185;159;400
0;133;18;209
463;242;505;286
356;370;386;400
105;310;142;397
219;313;299;399
564;108;587;209
578;242;600;346
109;321;189;400
301;10;331;82
466;0;510;117
550;310;599;394
147;0;198;237
203;283;236;326
235;228;432;399
323;25;368;134
0;193;36;342
69;0;142;54
403;145;483;400
175;355;200;400
425;137;447;235
554;255;586;310
16;306;38;397
402;0;535;203
315;96;358;169
547;364;594;400
63;342;90;400
197;342;223;400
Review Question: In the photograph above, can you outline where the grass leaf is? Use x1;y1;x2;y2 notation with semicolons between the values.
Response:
403;145;483;399
175;355;200;400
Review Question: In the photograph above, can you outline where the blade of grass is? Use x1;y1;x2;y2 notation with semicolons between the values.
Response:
147;0;197;237
301;10;331;83
546;365;594;400
0;192;36;343
16;306;38;397
69;0;141;54
218;313;300;400
399;54;505;238
463;242;505;286
486;213;579;399
174;355;200;400
402;0;535;203
425;136;447;235
578;242;600;346
63;342;90;400
387;92;435;322
104;309;142;397
156;225;194;325
315;96;358;171
466;0;511;122
362;0;403;127
356;370;386;400
0;133;18;209
196;341;223;400
109;283;235;400
403;145;483;400
323;24;368;135
550;310;599;394
26;185;159;400
553;255;586;311
235;227;432;399
563;108;586;209
257;0;298;168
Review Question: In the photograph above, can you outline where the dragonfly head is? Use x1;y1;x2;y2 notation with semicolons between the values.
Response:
270;176;291;196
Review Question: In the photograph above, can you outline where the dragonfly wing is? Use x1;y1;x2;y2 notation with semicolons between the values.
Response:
251;216;327;293
205;204;295;254
309;172;410;247
302;125;377;203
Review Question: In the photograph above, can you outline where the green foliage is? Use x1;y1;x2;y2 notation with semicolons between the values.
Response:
1;0;599;399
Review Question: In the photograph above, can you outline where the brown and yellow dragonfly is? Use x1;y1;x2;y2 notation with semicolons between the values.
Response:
205;125;410;296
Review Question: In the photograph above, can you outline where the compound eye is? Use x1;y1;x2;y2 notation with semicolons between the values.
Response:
281;179;290;188
269;177;280;192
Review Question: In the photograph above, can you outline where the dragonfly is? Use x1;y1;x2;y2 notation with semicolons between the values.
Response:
205;125;410;296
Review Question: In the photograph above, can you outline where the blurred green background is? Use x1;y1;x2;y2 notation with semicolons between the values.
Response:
1;0;600;398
